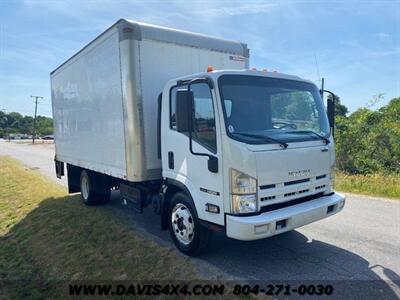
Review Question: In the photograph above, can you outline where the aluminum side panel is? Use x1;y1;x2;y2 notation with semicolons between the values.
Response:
51;29;127;179
139;39;247;172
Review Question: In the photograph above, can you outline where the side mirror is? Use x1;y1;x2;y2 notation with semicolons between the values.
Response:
176;90;193;133
327;96;335;136
321;86;336;137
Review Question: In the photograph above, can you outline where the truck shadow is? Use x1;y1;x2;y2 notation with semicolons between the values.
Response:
2;193;399;299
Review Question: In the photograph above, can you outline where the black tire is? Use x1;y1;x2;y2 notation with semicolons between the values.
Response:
168;192;211;256
79;170;110;205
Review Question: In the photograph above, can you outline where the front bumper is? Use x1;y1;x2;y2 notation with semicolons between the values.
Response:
226;192;345;241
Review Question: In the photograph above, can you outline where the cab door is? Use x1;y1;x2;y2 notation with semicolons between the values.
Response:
162;81;224;225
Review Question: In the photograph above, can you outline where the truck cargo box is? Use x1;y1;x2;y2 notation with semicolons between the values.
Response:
51;19;249;182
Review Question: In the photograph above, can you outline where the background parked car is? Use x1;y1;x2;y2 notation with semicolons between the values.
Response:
41;135;54;140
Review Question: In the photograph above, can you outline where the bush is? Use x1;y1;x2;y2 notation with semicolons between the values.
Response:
335;97;400;175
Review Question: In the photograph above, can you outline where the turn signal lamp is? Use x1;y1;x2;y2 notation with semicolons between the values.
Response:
207;65;214;72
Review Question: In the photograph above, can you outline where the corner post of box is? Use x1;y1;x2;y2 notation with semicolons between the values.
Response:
118;20;146;181
241;43;250;68
118;19;142;42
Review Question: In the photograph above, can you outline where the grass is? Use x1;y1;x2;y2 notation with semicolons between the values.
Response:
335;171;400;199
0;156;200;298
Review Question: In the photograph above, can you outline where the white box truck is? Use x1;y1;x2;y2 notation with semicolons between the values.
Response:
51;19;345;255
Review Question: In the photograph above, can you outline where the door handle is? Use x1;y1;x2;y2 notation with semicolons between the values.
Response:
168;151;174;169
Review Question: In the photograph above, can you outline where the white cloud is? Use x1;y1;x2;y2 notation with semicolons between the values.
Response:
189;1;281;17
374;32;391;39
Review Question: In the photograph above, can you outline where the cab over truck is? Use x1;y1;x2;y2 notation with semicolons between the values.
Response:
51;19;345;255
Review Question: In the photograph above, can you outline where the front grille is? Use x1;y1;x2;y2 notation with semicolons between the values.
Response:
258;174;329;206
259;192;325;213
284;178;310;186
260;184;276;190
284;189;309;197
260;195;276;201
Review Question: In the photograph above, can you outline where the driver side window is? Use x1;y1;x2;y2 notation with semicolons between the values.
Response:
191;83;217;153
169;83;217;153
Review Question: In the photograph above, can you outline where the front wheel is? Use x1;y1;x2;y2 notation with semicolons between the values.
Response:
168;192;211;256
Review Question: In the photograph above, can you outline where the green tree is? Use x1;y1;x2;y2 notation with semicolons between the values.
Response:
327;94;348;117
0;111;53;137
35;116;53;136
0;111;7;138
335;96;400;175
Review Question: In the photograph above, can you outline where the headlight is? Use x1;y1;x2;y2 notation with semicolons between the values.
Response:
230;169;257;214
230;169;257;194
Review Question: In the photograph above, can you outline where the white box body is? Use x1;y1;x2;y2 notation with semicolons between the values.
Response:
51;19;249;181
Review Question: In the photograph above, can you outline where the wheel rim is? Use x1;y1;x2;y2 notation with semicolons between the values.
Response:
81;174;90;200
171;203;194;245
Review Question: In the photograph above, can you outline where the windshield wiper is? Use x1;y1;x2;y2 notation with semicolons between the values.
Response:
232;132;288;149
285;130;330;144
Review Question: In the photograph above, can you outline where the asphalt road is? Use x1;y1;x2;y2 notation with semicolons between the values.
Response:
1;139;399;298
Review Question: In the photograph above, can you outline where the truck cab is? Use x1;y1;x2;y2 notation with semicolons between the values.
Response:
160;69;345;253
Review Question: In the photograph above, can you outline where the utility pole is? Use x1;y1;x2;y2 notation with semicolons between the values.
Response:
31;95;43;144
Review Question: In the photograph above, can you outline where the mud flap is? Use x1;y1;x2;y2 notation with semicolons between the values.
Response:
120;183;147;213
55;159;64;179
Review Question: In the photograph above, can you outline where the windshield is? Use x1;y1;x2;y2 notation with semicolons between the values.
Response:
218;75;330;144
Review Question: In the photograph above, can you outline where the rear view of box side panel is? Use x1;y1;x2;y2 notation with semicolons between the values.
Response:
51;29;127;179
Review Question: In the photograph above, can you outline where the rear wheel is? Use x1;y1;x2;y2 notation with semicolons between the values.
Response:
168;192;211;256
79;170;110;205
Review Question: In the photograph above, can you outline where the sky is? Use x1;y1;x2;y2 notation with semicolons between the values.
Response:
0;0;399;117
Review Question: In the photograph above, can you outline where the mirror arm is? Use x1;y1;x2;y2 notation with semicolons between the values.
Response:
323;89;336;103
178;77;213;89
322;89;336;137
186;80;218;173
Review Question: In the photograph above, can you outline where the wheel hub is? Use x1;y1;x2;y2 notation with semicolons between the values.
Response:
171;203;194;245
177;217;185;230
